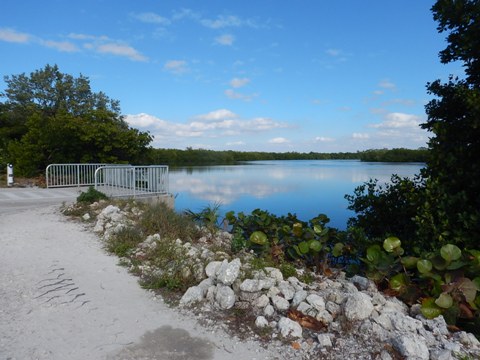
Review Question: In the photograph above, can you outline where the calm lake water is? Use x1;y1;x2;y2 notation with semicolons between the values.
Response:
169;160;424;230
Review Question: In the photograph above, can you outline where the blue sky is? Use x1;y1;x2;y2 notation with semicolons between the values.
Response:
0;1;462;152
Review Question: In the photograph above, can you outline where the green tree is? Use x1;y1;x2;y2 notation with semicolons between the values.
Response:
0;65;152;176
417;0;480;248
345;0;480;252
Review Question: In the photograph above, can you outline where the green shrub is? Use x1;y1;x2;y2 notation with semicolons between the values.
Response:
226;209;341;273
138;202;201;242
77;186;108;204
362;237;480;336
139;237;197;292
105;226;143;257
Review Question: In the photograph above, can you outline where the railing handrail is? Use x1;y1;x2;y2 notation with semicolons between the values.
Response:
94;165;169;198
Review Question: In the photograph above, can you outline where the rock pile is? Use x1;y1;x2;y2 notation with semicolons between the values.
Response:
89;204;480;360
180;258;479;360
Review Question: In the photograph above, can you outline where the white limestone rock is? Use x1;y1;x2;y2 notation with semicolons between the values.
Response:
240;279;265;293
205;261;222;279
180;286;205;306
291;289;308;307
253;294;270;308
278;281;296;301
306;294;326;312
255;316;269;328
317;333;333;348
215;284;236;310
391;335;429;360
216;258;241;285
278;317;302;338
272;295;290;312
264;304;275;317
342;292;374;321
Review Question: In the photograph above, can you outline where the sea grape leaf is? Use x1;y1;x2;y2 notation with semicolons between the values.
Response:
401;256;419;269
383;237;401;253
366;245;382;263
473;277;480;290
440;244;461;262
298;241;310;254
417;259;433;274
332;243;344;257
435;292;453;309
421;298;443;319
431;255;448;271
250;231;268;245
446;260;467;270
389;273;408;293
308;240;322;252
458;278;478;303
292;223;303;237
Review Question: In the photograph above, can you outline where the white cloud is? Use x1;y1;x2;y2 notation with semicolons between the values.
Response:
315;136;335;142
124;113;160;127
352;133;370;139
215;34;234;46
96;43;148;62
269;137;290;144
164;60;189;74
42;40;78;52
0;28;146;61
326;48;341;57
195;109;238;121
378;79;396;90
131;12;171;25
370;112;422;129
0;28;30;43
201;15;243;29
226;141;245;146
125;111;290;146
230;77;250;88
225;89;257;101
68;33;110;41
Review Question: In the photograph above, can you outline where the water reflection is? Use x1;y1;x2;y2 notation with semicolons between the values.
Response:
170;160;424;229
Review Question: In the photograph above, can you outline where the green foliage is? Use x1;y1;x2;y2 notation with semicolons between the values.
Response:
139;237;197;292
413;0;480;249
345;1;480;255
138;202;201;242
184;203;221;235
76;186;108;204
0;65;152;176
105;226;143;257
226;209;340;273
345;174;425;254
362;238;480;335
358;148;429;162
143;147;427;167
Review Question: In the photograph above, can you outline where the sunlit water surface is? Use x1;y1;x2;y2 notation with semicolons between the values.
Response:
169;160;424;230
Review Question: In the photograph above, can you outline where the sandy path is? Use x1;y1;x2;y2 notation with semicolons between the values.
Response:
0;205;279;360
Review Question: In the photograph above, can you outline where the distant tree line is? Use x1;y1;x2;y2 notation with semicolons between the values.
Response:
143;147;427;166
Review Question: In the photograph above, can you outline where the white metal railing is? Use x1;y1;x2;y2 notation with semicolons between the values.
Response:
46;163;110;188
94;165;169;198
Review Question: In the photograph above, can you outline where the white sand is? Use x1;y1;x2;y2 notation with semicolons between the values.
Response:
0;205;281;360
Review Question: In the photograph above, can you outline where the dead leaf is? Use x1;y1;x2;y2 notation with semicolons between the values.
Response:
287;309;325;331
291;341;301;350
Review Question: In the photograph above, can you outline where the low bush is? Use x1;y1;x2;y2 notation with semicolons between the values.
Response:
77;186;108;204
138;202;201;242
105;226;143;257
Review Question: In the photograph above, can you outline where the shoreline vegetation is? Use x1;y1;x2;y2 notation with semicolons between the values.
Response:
142;147;428;167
